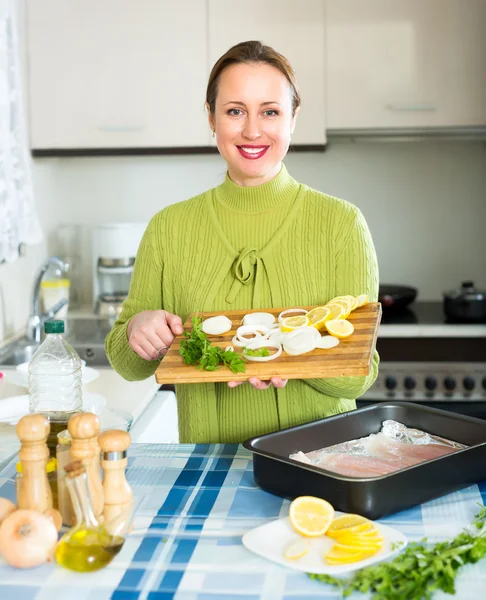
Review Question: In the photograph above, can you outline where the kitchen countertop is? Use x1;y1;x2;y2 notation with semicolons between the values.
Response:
0;443;484;599
0;366;160;421
0;365;160;465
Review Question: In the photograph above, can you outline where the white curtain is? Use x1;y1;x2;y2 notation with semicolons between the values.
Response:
0;0;42;263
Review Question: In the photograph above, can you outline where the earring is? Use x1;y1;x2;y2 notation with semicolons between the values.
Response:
212;130;215;138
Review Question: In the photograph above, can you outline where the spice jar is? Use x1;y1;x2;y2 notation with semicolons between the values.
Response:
56;429;74;526
15;457;58;509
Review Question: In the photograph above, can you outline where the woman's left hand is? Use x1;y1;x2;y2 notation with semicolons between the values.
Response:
227;377;288;390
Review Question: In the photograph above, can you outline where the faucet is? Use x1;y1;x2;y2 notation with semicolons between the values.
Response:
27;256;69;343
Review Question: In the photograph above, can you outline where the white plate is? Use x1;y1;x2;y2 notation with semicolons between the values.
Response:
6;366;99;389
242;514;407;575
0;392;106;424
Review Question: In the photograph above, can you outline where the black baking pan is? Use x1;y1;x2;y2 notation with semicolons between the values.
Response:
243;402;486;519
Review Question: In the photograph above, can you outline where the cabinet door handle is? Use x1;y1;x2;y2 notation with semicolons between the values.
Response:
96;125;144;132
385;103;437;112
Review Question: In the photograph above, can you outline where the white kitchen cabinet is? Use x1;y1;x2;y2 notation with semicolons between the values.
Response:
27;0;211;149
208;0;326;145
326;0;486;131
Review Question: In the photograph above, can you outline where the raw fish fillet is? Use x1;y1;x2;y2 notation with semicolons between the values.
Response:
367;433;457;462
312;453;406;478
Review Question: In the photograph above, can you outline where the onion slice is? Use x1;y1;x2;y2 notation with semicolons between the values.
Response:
242;312;276;328
243;339;282;362
278;308;307;323
236;325;269;342
283;327;319;356
317;336;340;349
202;315;232;335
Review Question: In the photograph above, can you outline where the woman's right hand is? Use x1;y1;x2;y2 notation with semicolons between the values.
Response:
127;310;184;361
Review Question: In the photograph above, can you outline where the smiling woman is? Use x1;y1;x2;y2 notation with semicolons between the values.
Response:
105;40;380;444
205;42;300;186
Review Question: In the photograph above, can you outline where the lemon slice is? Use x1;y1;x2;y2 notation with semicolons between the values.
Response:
325;303;347;320
327;299;352;317
283;538;311;560
325;319;354;339
325;546;377;564
335;529;383;543
344;295;359;311
281;315;310;332
333;540;383;554
289;496;335;538
356;294;369;307
335;534;384;548
306;306;331;331
326;514;373;538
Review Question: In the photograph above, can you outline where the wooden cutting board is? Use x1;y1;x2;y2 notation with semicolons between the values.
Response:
155;303;382;384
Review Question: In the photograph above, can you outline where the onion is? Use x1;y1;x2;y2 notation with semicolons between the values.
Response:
317;335;340;349
202;315;232;335
268;329;285;345
0;498;16;525
278;308;307;323
236;325;268;343
0;509;58;568
231;335;246;348
242;312;276;328
224;345;235;353
283;327;320;356
44;508;63;532
243;339;282;362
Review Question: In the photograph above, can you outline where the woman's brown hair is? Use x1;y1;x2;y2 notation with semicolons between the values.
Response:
206;40;301;116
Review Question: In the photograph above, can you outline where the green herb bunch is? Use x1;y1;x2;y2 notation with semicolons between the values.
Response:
179;316;246;374
309;504;486;600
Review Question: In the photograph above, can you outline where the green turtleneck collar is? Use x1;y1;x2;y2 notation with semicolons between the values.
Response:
214;163;299;212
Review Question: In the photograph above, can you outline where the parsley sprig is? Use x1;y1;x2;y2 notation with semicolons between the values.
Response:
309;504;486;599
179;316;246;374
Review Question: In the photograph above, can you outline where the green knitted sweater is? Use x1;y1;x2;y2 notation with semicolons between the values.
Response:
105;165;380;443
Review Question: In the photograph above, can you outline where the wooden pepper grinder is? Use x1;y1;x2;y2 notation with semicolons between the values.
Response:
68;412;104;521
16;414;53;512
98;430;133;533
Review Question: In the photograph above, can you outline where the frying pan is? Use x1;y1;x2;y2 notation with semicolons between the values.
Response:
378;284;417;309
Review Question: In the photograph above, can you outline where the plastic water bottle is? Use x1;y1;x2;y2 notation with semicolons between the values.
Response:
29;320;82;455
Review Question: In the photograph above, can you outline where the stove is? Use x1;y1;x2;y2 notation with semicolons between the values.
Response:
358;302;486;419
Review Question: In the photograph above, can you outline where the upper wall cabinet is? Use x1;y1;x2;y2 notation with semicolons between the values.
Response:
27;0;211;150
326;0;486;131
208;0;326;145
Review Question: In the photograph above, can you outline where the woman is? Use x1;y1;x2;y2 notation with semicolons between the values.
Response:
105;41;379;444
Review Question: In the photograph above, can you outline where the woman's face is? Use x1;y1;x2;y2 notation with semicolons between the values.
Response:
208;62;299;187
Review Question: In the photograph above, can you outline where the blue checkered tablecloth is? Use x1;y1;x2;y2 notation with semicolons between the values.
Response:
0;443;485;599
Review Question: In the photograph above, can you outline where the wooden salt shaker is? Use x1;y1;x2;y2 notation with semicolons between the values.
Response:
98;430;133;532
68;412;104;520
16;414;53;512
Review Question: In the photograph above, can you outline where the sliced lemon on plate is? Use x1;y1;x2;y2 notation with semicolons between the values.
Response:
335;534;384;548
325;319;354;339
324;545;378;564
283;538;311;560
326;514;373;538
336;529;383;542
289;496;335;538
306;306;331;331
333;540;383;553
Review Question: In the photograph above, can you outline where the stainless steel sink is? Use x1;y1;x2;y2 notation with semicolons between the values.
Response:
0;318;113;368
0;343;39;366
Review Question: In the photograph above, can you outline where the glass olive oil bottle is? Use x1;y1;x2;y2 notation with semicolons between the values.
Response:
55;461;125;572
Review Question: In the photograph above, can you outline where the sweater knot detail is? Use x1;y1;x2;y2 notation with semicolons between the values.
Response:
226;246;263;305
